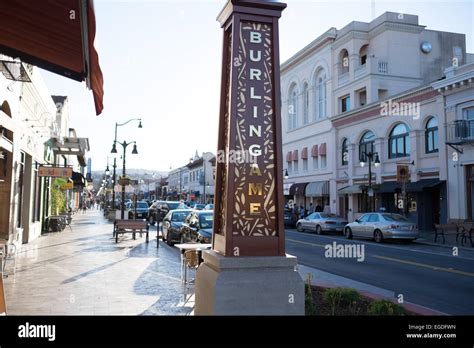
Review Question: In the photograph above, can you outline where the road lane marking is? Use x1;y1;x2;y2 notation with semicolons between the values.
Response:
287;237;474;277
285;230;474;261
287;238;326;248
373;255;474;277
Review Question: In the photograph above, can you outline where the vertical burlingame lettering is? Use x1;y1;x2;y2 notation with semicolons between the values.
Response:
232;21;276;237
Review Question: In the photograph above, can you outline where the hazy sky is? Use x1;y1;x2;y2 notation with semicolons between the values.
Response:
41;0;474;173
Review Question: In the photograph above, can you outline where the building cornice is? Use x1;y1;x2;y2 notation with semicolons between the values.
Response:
432;64;474;92
281;29;337;74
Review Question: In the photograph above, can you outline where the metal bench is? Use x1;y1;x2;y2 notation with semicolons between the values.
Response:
434;219;471;246
113;220;149;244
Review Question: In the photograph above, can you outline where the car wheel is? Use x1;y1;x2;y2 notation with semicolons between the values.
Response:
374;229;384;243
167;233;174;246
344;227;353;239
296;223;304;232
315;225;323;235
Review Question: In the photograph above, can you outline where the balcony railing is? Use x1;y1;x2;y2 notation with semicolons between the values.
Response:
377;61;388;74
446;120;474;144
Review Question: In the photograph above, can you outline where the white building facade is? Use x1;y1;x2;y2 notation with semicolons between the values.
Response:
281;12;469;225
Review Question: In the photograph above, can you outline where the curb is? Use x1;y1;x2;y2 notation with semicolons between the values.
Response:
312;282;447;316
413;238;474;251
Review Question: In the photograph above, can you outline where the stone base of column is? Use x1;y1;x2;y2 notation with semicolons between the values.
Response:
195;250;304;315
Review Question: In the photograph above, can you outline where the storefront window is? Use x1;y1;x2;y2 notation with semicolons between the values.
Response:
425;117;438;153
389;123;410;158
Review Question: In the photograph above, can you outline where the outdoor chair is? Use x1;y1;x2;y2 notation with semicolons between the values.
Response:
183;249;201;285
0;234;19;278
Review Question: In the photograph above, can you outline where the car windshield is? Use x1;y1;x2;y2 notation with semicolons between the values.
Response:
319;213;336;219
172;211;189;222
382;214;409;222
136;202;148;209
168;202;180;209
199;214;213;229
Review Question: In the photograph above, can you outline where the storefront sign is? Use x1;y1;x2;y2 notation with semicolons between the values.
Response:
213;2;286;257
38;166;72;178
60;182;73;190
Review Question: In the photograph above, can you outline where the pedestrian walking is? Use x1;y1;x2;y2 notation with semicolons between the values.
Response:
309;202;314;214
299;205;305;219
82;202;87;213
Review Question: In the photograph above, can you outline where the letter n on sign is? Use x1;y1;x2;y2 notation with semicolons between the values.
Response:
213;0;287;257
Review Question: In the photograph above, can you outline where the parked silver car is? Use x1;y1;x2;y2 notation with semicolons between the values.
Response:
296;213;348;234
344;213;418;243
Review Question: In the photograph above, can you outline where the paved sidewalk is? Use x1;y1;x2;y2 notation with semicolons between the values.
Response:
415;230;473;250
3;209;194;315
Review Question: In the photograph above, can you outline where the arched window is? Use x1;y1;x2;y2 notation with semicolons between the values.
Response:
315;70;326;120
341;138;348;166
302;83;309;125
359;131;375;162
1;101;12;117
340;49;349;74
288;84;298;130
389;123;410;158
425;117;438;153
359;45;368;66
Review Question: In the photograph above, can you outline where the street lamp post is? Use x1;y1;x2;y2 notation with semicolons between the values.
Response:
202;158;206;204
360;151;380;212
112;118;142;210
111;140;138;219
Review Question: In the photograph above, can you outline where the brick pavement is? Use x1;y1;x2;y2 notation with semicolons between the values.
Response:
3;209;194;315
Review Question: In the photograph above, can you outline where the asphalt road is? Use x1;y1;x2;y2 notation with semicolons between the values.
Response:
284;229;474;315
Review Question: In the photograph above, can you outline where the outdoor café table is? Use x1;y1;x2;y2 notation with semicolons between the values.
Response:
174;243;212;285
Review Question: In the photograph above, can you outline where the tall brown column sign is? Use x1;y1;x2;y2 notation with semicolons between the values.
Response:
213;0;287;257
196;0;304;315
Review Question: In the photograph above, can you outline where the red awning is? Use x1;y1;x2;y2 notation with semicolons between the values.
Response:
301;147;308;160
311;145;319;157
319;143;327;156
0;0;104;115
292;150;298;161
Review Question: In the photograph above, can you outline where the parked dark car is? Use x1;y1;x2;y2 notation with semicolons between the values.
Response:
148;201;186;224
284;208;296;228
179;211;214;243
128;201;149;219
194;204;206;210
162;209;193;246
147;200;165;225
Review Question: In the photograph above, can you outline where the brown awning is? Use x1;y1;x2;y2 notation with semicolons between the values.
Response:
319;143;327;156
0;0;104;115
286;151;292;163
289;182;308;195
301;147;308;159
292;150;298;161
311;145;319;157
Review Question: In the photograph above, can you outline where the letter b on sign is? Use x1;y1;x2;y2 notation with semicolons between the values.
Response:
250;31;262;44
